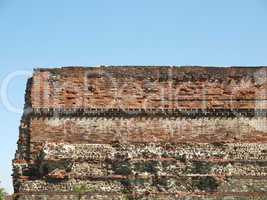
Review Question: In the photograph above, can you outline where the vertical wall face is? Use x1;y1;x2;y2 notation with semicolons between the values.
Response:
13;66;267;200
30;67;267;109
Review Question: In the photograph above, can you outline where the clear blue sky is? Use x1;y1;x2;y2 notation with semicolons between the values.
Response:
1;0;267;193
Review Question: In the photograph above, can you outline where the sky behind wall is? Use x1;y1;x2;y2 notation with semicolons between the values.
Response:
1;0;267;193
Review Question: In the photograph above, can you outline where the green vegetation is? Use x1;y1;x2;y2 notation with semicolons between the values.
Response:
134;160;159;173
0;186;7;200
190;161;213;174
113;161;132;175
192;176;219;192
122;194;134;200
73;184;91;200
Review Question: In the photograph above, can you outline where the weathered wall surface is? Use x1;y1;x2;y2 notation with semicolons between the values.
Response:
31;67;267;109
13;66;267;200
29;117;267;143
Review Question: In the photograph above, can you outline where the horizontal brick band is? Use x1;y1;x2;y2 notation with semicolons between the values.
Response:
27;108;267;118
13;191;267;198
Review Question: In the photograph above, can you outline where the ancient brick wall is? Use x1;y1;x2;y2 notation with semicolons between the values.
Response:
13;66;267;199
31;67;267;109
